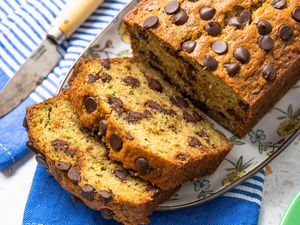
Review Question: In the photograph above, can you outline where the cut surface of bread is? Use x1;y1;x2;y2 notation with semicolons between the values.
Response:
68;57;233;190
26;93;177;225
124;0;300;137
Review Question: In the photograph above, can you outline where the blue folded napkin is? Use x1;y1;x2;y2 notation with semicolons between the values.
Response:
23;165;264;225
0;0;265;224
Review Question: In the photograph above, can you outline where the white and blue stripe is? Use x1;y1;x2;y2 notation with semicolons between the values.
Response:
0;0;129;103
223;169;265;205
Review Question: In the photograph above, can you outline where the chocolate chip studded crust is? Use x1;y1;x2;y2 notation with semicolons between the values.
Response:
68;58;233;190
26;93;177;225
124;0;300;137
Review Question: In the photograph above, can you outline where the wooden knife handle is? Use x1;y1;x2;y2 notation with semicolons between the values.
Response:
54;0;104;38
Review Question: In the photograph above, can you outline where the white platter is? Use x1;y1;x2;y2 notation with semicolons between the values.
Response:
58;0;300;210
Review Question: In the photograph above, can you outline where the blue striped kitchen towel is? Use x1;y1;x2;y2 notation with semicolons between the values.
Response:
23;165;265;225
0;0;265;224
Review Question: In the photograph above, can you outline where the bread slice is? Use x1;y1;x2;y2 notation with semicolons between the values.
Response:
25;93;177;225
68;57;233;190
124;0;300;137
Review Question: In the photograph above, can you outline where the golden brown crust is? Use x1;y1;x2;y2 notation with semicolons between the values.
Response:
68;58;233;190
124;0;300;137
124;0;300;102
26;93;178;225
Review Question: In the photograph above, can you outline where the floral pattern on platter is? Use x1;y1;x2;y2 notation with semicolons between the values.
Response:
59;0;300;209
193;180;214;199
222;156;254;186
274;104;300;137
248;129;285;156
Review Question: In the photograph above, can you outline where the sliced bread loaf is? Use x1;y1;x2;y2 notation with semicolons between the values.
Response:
68;58;233;190
25;92;177;225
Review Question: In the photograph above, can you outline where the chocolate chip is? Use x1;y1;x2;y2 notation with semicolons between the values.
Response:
54;161;71;171
199;6;216;20
257;19;272;35
67;166;81;183
52;139;69;151
98;120;108;138
203;55;218;70
114;169;128;181
240;10;252;24
147;78;163;92
170;96;189;108
224;63;240;76
87;74;98;84
144;100;163;112
101;209;114;220
239;101;249;111
175;153;188;161
204;21;222;37
125;132;134;140
278;24;294;41
108;97;124;114
99;191;112;203
188;136;202;148
122;76;140;88
23;116;28;130
292;7;300;22
211;40;228;54
135;157;151;175
125;111;144;123
258;35;274;51
64;149;77;156
80;184;95;200
271;0;286;9
163;109;177;116
101;73;112;83
233;47;250;64
108;97;124;108
183;111;194;123
84;97;97;113
165;0;180;15
187;0;198;2
172;11;189;25
176;96;189;108
80;126;91;134
192;111;203;122
143;109;153;118
144;16;159;28
228;16;243;28
102;59;110;69
262;64;277;81
35;154;48;168
182;40;196;53
110;134;122;151
183;111;202;123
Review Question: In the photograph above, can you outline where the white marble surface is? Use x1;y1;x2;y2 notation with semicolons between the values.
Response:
0;136;299;225
259;134;300;225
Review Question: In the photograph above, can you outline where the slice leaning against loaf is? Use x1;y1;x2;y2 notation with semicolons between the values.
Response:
25;92;177;225
68;57;233;190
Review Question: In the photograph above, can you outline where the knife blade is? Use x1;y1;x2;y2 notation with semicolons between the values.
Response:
0;0;104;118
0;38;61;117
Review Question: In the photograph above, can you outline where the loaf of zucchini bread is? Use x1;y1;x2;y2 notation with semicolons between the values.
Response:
68;58;233;190
124;0;300;137
25;93;178;225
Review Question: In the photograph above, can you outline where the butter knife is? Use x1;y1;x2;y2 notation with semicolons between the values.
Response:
0;0;104;118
